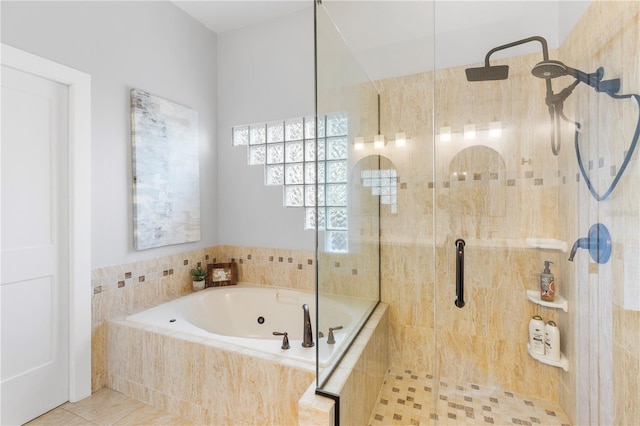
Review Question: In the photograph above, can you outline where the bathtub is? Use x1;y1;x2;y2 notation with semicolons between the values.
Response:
125;283;375;366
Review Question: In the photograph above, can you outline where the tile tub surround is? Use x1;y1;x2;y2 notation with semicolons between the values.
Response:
92;245;318;392
299;303;389;426
92;247;218;391
106;317;315;425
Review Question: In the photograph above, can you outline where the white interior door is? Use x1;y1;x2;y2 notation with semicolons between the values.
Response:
1;64;70;425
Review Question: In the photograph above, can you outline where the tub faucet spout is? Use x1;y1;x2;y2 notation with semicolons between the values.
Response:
302;304;314;348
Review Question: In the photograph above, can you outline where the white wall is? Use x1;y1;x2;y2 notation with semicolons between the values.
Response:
217;6;315;250
1;1;218;269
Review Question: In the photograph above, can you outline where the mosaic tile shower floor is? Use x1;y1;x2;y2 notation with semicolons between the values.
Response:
369;368;571;426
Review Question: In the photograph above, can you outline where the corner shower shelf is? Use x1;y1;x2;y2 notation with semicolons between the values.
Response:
527;344;569;371
526;290;568;312
525;238;568;252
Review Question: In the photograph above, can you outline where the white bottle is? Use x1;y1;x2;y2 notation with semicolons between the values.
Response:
529;315;545;355
545;321;561;361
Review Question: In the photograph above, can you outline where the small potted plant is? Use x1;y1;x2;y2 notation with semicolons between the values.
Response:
190;266;206;291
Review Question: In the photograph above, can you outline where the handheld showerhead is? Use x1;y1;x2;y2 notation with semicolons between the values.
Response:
532;62;621;95
531;60;569;79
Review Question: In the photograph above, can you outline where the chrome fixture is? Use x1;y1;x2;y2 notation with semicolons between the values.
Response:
272;331;290;350
327;326;343;345
301;304;314;348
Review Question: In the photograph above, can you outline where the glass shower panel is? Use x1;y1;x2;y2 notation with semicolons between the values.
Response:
315;2;381;388
313;0;639;423
434;0;566;400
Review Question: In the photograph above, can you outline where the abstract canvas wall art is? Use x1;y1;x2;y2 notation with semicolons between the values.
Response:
131;89;201;250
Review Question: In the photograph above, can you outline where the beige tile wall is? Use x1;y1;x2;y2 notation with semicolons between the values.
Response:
559;1;640;424
367;1;639;423
370;54;564;400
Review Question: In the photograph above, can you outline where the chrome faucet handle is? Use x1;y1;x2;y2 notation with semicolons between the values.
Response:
327;326;343;345
272;331;290;350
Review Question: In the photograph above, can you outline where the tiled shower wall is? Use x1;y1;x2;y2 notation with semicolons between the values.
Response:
371;53;563;401
558;1;640;424
367;1;640;423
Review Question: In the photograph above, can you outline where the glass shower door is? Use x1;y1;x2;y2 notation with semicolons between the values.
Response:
314;1;640;424
432;2;569;423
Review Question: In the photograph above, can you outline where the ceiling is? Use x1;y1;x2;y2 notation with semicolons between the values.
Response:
172;0;591;80
172;1;311;34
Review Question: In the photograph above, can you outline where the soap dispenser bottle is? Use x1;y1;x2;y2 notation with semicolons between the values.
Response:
540;260;555;301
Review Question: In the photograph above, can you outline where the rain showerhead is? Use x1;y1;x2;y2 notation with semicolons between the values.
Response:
464;36;549;82
465;65;509;82
531;60;568;79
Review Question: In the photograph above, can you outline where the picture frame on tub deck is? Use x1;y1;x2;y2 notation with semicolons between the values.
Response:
206;262;237;287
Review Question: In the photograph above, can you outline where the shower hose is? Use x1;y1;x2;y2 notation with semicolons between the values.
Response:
574;91;640;201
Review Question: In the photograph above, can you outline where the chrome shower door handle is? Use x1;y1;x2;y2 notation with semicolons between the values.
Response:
455;239;466;308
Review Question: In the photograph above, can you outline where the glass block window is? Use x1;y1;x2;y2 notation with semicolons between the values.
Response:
286;141;304;163
285;118;304;141
327;230;348;252
285;164;304;185
362;168;399;214
267;143;284;164
265;165;284;186
232;112;348;253
249;145;266;165
285;185;304;207
232;126;249;146
250;125;266;145
267;121;284;143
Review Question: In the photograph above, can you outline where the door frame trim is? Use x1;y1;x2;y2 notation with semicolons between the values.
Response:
1;44;92;401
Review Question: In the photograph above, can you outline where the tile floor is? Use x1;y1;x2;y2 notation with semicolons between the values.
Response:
25;388;193;426
26;372;571;426
369;368;572;426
